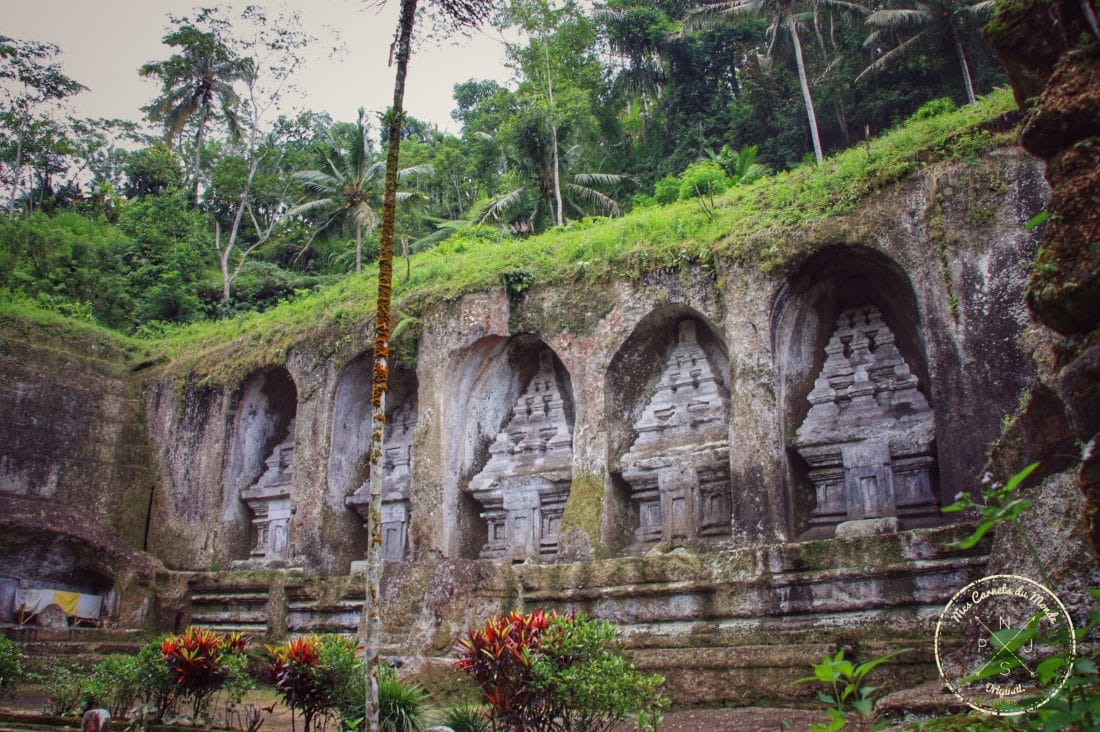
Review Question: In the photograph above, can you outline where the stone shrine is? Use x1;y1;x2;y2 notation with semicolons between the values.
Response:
240;420;296;563
621;320;732;548
466;351;573;561
794;306;938;535
347;398;417;561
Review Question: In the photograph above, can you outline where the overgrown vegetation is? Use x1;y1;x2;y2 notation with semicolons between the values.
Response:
456;609;667;731
121;89;1015;386
0;635;23;699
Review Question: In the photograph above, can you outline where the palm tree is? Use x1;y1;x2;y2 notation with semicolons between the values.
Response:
289;110;428;273
140;24;252;201
686;0;865;164
363;2;494;730
480;114;631;233
857;0;993;104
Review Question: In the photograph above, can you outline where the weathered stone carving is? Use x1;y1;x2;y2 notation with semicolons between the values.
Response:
621;320;732;548
347;399;417;561
794;306;938;533
241;420;296;562
467;351;572;561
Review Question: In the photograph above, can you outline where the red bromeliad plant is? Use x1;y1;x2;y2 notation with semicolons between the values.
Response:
456;609;565;730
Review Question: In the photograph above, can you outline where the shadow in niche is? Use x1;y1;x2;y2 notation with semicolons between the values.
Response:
772;246;941;540
606;307;732;553
228;367;298;564
455;335;575;562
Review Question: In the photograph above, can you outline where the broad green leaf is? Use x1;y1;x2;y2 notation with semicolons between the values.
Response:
955;518;997;549
1004;461;1040;492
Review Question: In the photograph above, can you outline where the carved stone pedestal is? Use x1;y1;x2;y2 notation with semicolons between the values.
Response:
620;321;732;550
794;306;938;536
467;351;573;562
240;420;296;564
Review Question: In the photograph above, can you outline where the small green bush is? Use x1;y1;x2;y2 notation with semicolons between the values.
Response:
440;702;491;732
42;665;85;716
678;160;727;200
457;610;667;732
88;654;143;717
0;635;22;699
379;663;429;732
532;613;668;732
652;176;681;205
134;635;178;721
908;97;957;122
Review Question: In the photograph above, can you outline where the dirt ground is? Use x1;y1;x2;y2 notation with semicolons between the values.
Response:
0;685;831;732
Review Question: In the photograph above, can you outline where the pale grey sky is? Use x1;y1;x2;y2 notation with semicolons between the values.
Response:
3;0;514;134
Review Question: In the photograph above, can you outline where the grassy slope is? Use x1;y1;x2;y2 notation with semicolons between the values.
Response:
0;90;1018;386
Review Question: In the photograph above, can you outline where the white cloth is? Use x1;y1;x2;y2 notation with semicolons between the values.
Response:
13;588;103;619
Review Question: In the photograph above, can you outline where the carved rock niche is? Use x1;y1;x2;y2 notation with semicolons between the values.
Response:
466;350;573;562
241;419;297;562
230;367;297;565
346;389;418;562
621;320;732;549
794;305;938;535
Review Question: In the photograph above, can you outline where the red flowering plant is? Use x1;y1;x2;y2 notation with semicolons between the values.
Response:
457;610;667;732
160;627;252;721
456;609;562;730
268;635;361;731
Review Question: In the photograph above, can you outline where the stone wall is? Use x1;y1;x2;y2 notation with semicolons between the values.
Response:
144;149;1048;577
0;144;1069;703
0;317;159;624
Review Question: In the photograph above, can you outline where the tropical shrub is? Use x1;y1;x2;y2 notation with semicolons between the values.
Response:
530;613;667;732
457;609;667;732
88;654;144;718
270;634;362;731
161;627;250;720
0;635;22;698
440;701;491;732
378;662;429;732
677;160;727;200
42;665;85;716
134;635;179;720
456;608;555;730
652;176;681;205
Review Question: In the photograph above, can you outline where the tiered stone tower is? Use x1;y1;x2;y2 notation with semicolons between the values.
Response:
241;419;296;563
467;351;573;561
794;306;938;534
346;399;417;561
621;320;732;548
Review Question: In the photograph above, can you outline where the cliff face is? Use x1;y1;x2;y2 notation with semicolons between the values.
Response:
0;141;1077;702
0;315;158;623
137;148;1050;574
984;0;1100;556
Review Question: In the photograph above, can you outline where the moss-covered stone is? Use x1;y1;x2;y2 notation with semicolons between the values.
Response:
559;472;606;559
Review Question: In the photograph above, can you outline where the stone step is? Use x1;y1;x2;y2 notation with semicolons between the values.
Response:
189;610;267;624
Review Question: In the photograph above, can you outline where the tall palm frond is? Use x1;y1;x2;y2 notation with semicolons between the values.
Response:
858;0;994;102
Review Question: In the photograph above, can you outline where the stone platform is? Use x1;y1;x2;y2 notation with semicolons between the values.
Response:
182;522;984;705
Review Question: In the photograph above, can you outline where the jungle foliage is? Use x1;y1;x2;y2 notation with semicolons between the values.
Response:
0;0;1008;335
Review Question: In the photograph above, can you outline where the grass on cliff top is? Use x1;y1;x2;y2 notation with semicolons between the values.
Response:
0;296;147;372
133;89;1017;385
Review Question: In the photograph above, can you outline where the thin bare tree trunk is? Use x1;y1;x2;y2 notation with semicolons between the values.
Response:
191;102;211;203
355;221;363;273
543;33;564;227
788;10;824;163
364;2;417;730
7;134;23;218
951;24;977;104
